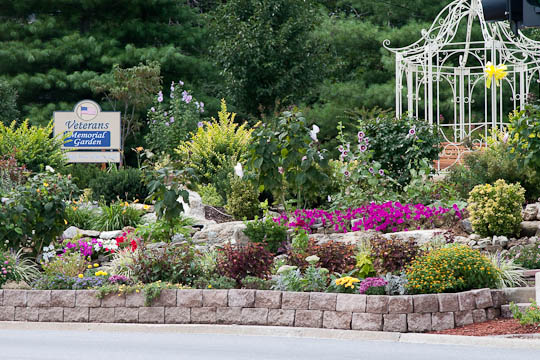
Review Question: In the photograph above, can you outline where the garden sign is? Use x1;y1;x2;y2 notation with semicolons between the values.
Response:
54;100;121;163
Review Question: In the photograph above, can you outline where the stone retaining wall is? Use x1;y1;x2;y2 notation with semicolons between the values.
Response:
0;289;507;332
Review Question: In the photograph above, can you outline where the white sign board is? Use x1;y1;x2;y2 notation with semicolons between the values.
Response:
54;100;121;163
66;151;121;163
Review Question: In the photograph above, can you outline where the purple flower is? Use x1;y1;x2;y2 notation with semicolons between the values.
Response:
357;131;365;140
302;156;307;161
364;137;369;144
157;91;163;103
343;170;350;177
358;277;388;294
368;167;374;174
379;169;384;176
408;126;416;136
164;111;167;116
165;122;170;126
170;117;175;123
151;107;155;112
359;144;367;152
178;80;184;86
170;81;175;92
338;145;344;153
278;167;284;174
197;121;204;128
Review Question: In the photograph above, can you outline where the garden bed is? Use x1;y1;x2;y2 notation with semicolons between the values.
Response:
430;318;540;336
0;288;506;332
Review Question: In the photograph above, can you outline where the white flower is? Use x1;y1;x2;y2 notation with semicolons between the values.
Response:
302;156;307;162
327;195;332;202
277;265;297;274
305;255;320;265
45;165;55;173
310;124;320;141
234;163;244;178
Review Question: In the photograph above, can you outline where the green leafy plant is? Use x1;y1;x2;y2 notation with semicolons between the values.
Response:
406;244;499;294
243;216;288;253
370;235;422;275
0;120;67;173
226;174;260;220
0;172;79;256
193;276;237;290
468;179;525;237
273;258;329;293
448;128;540;202
1;249;40;285
176;99;253;203
89;167;149;204
135;216;194;243
216;242;274;285
510;301;540;327
146;166;190;226
247;109;329;210
129;243;201;286
509;102;540;177
92;202;142;231
241;275;275;290
291;229;309;253
64;205;98;230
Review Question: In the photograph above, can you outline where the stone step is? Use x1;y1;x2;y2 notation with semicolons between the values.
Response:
502;287;536;303
501;303;532;318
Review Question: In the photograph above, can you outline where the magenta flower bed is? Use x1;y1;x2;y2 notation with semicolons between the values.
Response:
273;202;463;233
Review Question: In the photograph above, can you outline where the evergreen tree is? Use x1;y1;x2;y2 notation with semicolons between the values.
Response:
0;80;20;125
209;0;327;116
0;0;214;125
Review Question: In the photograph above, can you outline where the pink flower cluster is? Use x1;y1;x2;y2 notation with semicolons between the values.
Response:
358;277;388;294
273;202;463;234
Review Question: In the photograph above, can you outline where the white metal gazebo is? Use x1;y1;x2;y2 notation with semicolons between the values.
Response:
384;0;540;165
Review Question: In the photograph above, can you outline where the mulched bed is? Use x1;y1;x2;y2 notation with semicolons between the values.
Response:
430;318;540;336
204;205;234;223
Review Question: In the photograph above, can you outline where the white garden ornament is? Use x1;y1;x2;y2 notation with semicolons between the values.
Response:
384;0;540;170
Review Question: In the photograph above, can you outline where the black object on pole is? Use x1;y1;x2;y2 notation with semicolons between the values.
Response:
482;0;540;34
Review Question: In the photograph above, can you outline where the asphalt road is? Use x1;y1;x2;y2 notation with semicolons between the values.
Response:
1;327;540;360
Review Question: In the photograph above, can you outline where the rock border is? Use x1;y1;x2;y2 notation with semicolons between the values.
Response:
0;288;507;332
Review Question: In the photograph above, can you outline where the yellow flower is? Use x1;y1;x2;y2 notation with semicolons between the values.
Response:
134;199;139;203
94;263;99;268
208;284;213;289
43;182;49;187
143;205;150;210
78;274;84;278
87;265;92;269
64;219;68;225
135;146;144;152
136;289;140;293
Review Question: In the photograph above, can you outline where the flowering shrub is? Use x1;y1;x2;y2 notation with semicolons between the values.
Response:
351;114;440;186
0;251;15;287
42;252;88;278
468;179;525;237
370;235;422;275
287;239;356;274
406;245;499;294
146;81;204;156
216;242;274;285
358;277;388;295
0;172;78;255
274;202;463;234
246;109;329;209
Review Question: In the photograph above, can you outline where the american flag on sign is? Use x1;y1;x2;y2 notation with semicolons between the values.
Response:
81;106;97;115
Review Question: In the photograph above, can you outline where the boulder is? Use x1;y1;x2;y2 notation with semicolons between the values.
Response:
381;229;444;245
523;204;539;221
62;226;80;239
520;221;540;237
100;230;123;240
141;212;157;225
192;221;249;246
309;231;376;245
459;219;473;234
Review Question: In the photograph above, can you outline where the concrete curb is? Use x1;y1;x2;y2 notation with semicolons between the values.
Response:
1;321;539;349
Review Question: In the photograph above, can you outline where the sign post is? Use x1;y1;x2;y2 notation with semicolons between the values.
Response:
54;100;121;163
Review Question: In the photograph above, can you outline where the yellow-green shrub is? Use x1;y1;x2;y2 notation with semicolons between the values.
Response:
467;179;525;237
406;245;499;294
175;99;254;202
0;120;67;173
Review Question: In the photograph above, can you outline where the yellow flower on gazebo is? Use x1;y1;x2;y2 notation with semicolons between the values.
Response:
484;62;508;88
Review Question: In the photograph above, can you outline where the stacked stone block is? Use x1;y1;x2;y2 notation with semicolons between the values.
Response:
0;288;506;332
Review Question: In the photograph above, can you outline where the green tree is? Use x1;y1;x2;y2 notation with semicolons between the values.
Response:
90;62;162;163
0;80;20;125
209;0;326;115
0;0;213;125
